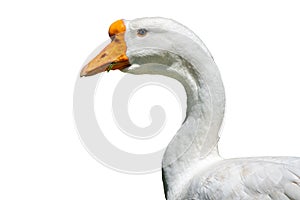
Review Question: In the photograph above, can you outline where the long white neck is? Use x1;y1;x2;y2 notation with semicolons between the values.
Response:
125;25;225;199
161;53;225;199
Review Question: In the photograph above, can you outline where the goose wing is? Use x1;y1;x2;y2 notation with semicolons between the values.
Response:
183;157;300;200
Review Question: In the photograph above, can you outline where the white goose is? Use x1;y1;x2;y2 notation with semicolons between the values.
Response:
80;17;300;200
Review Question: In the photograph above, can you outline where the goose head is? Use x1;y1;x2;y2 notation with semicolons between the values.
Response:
80;17;213;77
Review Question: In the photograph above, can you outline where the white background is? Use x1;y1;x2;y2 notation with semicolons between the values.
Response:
1;0;300;199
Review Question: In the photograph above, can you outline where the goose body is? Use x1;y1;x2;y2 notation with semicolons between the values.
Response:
80;17;300;200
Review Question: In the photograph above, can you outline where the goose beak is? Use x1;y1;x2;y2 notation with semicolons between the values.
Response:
80;19;130;77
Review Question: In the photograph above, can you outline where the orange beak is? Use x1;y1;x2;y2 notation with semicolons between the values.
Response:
80;20;130;77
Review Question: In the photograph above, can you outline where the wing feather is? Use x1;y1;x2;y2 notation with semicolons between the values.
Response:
182;157;300;200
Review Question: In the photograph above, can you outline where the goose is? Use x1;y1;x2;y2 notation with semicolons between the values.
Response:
80;17;300;200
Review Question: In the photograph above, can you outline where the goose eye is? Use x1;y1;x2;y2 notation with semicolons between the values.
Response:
137;28;147;36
